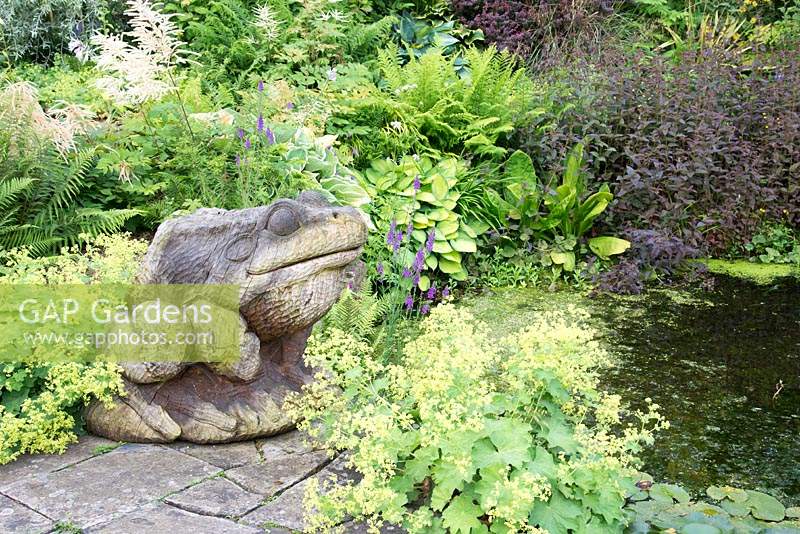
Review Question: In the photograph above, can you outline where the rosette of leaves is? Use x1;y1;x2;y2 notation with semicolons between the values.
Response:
278;127;371;208
362;154;480;281
393;12;484;76
486;146;630;275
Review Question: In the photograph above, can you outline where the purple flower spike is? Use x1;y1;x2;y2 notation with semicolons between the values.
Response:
286;102;294;110
393;233;403;252
426;230;435;252
244;138;252;150
237;128;245;139
413;273;420;286
376;262;384;278
235;154;241;166
426;285;436;299
406;221;413;238
404;294;414;310
258;79;264;92
442;286;450;298
257;114;264;133
265;127;275;145
402;266;412;278
413;249;425;272
413;175;421;192
421;303;430;315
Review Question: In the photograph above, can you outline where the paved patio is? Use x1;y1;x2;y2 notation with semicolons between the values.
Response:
0;432;373;533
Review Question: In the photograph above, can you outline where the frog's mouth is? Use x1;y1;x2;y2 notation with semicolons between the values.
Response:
240;247;362;306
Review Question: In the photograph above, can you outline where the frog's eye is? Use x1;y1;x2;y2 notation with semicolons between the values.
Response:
266;206;301;236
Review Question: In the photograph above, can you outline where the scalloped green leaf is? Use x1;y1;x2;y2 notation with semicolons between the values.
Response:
745;490;785;521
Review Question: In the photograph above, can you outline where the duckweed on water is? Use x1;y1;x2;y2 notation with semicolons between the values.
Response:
702;259;799;284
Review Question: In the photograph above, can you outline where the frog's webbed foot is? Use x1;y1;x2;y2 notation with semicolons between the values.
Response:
85;379;181;443
207;315;262;382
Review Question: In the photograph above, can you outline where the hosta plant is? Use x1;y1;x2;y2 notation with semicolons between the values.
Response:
362;154;482;282
288;304;667;533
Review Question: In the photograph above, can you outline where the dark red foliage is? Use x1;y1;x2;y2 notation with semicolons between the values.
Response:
518;46;800;254
450;0;607;60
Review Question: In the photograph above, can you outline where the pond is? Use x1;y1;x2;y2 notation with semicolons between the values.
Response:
462;271;800;505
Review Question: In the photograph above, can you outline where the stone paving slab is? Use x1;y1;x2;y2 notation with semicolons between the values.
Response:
226;449;330;496
165;476;263;518
0;432;369;533
0;494;53;534
256;431;318;460
168;440;262;470
241;455;359;531
2;443;220;528
86;501;263;534
0;435;116;492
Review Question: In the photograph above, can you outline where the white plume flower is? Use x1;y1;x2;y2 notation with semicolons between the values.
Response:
90;0;191;106
254;4;281;41
0;82;94;158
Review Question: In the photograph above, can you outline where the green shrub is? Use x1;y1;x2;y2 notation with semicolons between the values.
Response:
288;304;667;532
0;82;139;255
0;233;144;464
0;0;103;63
329;46;535;165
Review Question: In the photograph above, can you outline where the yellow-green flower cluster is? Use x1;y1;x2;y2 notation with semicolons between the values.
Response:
0;234;145;463
289;304;667;533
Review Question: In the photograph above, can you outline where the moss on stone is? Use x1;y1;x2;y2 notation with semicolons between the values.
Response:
701;259;798;284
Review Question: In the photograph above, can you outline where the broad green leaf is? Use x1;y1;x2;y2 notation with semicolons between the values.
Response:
413;212;429;225
588;236;631;260
427;208;450;221
451;236;477;253
530;490;582;533
433;240;453;254
562;142;584;192
526;446;557;481
416;191;440;205
550;251;576;272
438;257;461;273
706;485;748;503
442;494;486;534
431;460;466;511
650;483;691;504
484;418;532;467
431;174;449;200
451;267;468;281
412;229;427;242
720;499;750;517
460;222;477;238
503;150;536;182
418;275;431;291
440;251;462;263
405;446;439;482
745;490;785;521
437;219;459;236
425;254;438;270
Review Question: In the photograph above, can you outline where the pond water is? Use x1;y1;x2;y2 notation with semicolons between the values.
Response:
598;274;800;506
462;272;800;505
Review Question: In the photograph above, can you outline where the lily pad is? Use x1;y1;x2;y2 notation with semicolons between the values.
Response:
651;483;692;505
707;485;748;503
745;490;785;521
